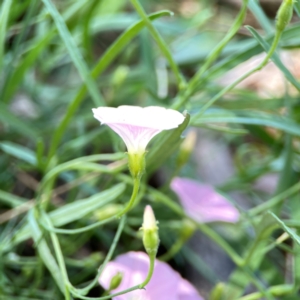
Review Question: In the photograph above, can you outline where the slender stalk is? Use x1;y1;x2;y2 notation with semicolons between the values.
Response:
130;0;185;89
172;0;249;109
42;212;71;300
71;251;155;300
74;216;126;296
238;284;293;300
117;177;140;217
193;31;282;118
139;254;155;288
40;215;117;235
249;181;300;216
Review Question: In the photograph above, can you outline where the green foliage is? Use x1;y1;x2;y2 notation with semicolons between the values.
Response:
1;0;300;299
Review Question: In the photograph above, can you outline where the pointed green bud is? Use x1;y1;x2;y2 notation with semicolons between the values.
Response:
141;205;160;256
276;0;295;32
109;272;123;291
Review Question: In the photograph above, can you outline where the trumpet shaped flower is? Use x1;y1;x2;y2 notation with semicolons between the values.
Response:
171;177;239;223
92;106;184;154
99;251;203;300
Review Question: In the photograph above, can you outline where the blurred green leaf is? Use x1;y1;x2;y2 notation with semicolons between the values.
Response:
192;109;300;137
0;0;12;68
0;103;38;139
1;183;125;252
246;26;300;92
0;141;37;165
147;113;190;174
41;0;104;106
28;209;65;294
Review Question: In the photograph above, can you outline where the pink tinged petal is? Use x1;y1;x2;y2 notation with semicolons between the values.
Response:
171;177;239;223
99;252;203;300
178;279;204;300
92;106;185;153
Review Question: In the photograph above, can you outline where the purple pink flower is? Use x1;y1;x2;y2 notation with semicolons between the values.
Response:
99;251;203;300
92;106;184;154
171;177;239;223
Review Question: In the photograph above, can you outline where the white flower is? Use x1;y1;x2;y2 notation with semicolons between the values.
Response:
92;106;184;154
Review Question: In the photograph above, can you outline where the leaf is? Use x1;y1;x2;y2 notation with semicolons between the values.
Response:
1;183;126;253
246;26;300;92
28;209;65;294
146;113;190;174
269;212;300;246
0;0;12;68
49;182;125;226
0;103;38;139
0;141;37;165
192;109;300;137
41;0;104;106
0;190;27;207
248;0;273;35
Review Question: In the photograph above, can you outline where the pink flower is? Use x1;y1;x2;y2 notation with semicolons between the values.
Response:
171;177;239;223
99;251;203;300
92;106;184;154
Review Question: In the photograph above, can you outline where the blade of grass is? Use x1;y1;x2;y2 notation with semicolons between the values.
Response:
0;103;38;139
28;209;65;294
246;26;300;92
248;0;273;34
41;0;104;106
130;0;185;89
0;0;12;68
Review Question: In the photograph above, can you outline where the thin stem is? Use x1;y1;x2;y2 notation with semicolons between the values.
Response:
159;237;187;261
42;211;71;300
193;31;282;118
71;251;156;300
249;181;300;216
74;215;126;295
117;177;140;217
238;284;293;300
40;215;116;235
130;0;185;89
172;0;249;109
139;254;155;288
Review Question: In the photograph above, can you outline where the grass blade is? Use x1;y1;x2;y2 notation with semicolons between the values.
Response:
41;0;104;106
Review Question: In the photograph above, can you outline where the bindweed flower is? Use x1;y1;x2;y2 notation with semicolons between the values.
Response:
99;251;204;300
141;205;159;256
171;177;239;223
92;106;184;178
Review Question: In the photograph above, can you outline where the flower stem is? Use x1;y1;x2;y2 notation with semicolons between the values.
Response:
117;177;140;217
70;251;156;300
192;30;282;119
139;253;155;288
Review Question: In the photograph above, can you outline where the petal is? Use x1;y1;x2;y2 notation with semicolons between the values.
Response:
178;279;204;300
92;106;185;153
99;252;197;300
171;177;239;223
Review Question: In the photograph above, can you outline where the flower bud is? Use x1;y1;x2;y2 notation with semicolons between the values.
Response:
276;0;294;32
179;219;196;240
108;272;123;291
141;205;160;256
176;130;197;169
